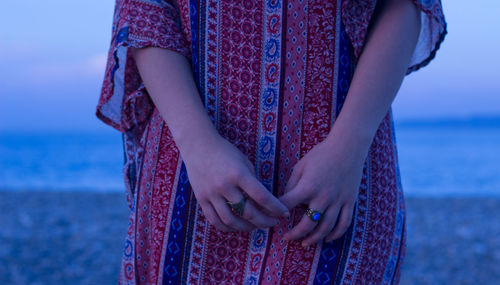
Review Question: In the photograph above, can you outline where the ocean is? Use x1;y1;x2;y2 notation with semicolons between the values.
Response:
0;132;124;192
1;122;499;197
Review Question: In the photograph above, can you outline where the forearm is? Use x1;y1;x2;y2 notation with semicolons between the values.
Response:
133;47;220;157
326;0;421;154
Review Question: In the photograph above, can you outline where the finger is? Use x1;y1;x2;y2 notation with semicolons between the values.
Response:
325;204;354;242
199;202;233;232
244;158;257;176
222;187;279;228
278;181;308;210
213;197;255;232
238;174;290;218
283;202;327;242
285;163;303;193
301;205;341;246
241;199;279;228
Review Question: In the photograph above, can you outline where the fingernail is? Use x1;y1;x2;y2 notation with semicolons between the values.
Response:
282;211;290;218
301;242;309;247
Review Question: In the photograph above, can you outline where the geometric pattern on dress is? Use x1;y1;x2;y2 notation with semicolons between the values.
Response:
245;0;285;282
264;0;309;281
95;0;447;284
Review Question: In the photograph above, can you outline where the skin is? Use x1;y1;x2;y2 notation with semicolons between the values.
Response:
133;37;290;233
280;0;421;246
132;0;421;243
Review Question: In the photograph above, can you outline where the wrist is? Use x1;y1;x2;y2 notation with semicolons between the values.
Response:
324;115;376;161
172;121;222;160
330;116;374;144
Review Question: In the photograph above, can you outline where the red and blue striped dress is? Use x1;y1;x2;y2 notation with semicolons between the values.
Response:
96;0;446;283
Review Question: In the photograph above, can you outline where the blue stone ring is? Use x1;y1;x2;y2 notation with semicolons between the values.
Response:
305;208;323;222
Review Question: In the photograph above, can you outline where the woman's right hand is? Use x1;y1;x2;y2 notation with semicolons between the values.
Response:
133;46;288;232
181;133;290;232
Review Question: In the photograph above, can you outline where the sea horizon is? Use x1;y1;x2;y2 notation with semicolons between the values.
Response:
1;116;499;197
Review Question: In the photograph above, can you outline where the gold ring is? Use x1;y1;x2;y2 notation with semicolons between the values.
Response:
305;208;322;222
226;197;247;216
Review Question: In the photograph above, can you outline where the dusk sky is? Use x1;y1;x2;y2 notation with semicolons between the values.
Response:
1;0;499;132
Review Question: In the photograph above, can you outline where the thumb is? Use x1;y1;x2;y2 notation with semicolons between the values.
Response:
279;180;306;210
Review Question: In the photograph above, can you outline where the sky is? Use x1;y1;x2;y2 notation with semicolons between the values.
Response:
0;0;499;132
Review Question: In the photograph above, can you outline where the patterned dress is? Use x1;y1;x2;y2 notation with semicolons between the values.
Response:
96;0;446;284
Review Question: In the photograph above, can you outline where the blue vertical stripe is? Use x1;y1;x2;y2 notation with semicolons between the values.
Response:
335;12;354;116
314;8;355;285
190;0;200;91
162;163;191;285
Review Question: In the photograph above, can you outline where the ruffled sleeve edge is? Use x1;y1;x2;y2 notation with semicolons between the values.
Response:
341;0;447;76
96;2;192;133
406;3;448;75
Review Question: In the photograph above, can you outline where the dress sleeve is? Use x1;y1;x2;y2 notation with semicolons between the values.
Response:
342;0;447;75
96;0;191;133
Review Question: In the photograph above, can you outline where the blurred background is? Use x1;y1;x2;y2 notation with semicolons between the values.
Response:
1;0;499;284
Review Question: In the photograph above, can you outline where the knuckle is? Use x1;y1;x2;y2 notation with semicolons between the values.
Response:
337;221;349;232
251;191;267;203
317;225;332;237
200;206;212;220
242;210;255;221
205;214;218;225
312;236;324;244
342;220;352;231
325;234;334;242
329;232;339;240
206;217;215;226
337;220;347;232
310;230;329;243
342;215;354;229
220;214;234;226
229;219;241;229
209;219;224;231
229;167;246;181
211;180;227;192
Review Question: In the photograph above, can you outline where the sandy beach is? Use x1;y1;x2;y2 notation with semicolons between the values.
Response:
1;191;498;284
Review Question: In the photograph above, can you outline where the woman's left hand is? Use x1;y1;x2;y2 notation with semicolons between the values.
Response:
279;130;371;246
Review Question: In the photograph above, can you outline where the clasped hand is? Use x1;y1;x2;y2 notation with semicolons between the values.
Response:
183;132;367;246
182;134;290;232
279;135;368;246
